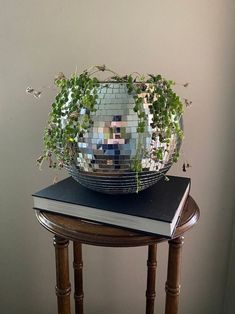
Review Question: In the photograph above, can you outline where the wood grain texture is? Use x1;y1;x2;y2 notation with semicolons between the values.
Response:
54;236;71;314
36;196;199;314
146;244;157;314
73;242;84;314
165;236;184;314
36;196;199;247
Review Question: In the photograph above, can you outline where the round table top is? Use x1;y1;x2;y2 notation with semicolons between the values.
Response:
35;196;200;247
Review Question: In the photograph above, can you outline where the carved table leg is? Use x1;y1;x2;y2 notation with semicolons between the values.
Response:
54;236;71;314
146;244;157;314
165;236;184;314
73;242;84;314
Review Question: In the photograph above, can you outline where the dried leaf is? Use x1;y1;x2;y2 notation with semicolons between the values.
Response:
26;87;34;94
33;91;42;99
54;72;66;82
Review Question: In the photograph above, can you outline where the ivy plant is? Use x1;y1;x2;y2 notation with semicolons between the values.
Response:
27;65;191;179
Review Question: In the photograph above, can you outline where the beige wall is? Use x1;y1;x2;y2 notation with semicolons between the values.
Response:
0;1;235;313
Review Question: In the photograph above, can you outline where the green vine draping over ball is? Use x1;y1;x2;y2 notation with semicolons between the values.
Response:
43;71;100;168
27;65;191;175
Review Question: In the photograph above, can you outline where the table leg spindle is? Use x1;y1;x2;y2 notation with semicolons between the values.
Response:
146;244;157;314
165;236;184;314
54;236;71;314
73;242;84;314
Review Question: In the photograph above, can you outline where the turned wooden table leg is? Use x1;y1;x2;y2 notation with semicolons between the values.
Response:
146;244;157;314
73;242;84;314
165;236;184;314
54;236;71;314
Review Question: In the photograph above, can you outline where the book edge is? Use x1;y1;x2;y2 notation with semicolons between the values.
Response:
32;177;191;223
33;197;172;236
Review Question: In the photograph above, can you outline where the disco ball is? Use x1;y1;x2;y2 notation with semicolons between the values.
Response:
65;83;181;194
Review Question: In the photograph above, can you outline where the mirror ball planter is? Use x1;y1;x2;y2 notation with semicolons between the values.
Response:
64;83;181;194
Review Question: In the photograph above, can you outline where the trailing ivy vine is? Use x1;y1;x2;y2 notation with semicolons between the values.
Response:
27;65;189;182
41;71;100;168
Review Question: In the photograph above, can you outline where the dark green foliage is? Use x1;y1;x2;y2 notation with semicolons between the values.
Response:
39;67;185;179
42;71;100;168
125;74;184;172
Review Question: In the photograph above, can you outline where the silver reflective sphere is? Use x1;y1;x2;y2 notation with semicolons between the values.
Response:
65;83;180;194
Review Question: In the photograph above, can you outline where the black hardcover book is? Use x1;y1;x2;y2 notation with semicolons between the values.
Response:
33;176;190;237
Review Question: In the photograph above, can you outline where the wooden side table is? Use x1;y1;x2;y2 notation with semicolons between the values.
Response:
36;196;199;314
